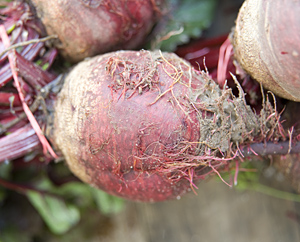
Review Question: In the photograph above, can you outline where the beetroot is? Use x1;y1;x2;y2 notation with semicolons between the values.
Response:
231;0;300;101
49;50;283;202
29;0;165;62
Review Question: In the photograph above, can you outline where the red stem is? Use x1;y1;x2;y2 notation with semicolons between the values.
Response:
0;124;41;162
0;92;21;106
0;177;31;194
244;141;300;156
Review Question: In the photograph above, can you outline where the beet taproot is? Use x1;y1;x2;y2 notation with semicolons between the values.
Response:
231;0;300;101
29;0;165;63
49;50;283;202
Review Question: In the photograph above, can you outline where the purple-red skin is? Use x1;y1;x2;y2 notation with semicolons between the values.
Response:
29;0;165;63
52;50;213;202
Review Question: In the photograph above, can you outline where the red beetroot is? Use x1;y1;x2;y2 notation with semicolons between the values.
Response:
52;50;203;202
50;50;283;202
29;0;165;62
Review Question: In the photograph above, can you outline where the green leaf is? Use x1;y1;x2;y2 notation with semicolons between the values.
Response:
90;188;124;215
0;187;6;203
42;63;49;70
6;23;16;34
55;182;94;208
26;190;80;235
157;0;217;51
0;161;12;180
0;162;12;202
0;226;32;242
25;171;124;235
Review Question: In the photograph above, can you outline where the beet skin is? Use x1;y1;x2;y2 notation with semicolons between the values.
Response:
232;0;300;101
30;0;165;63
52;50;206;202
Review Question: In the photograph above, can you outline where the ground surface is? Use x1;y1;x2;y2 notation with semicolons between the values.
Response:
47;174;300;242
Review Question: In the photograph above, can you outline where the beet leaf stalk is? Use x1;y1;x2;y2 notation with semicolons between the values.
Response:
0;1;58;162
